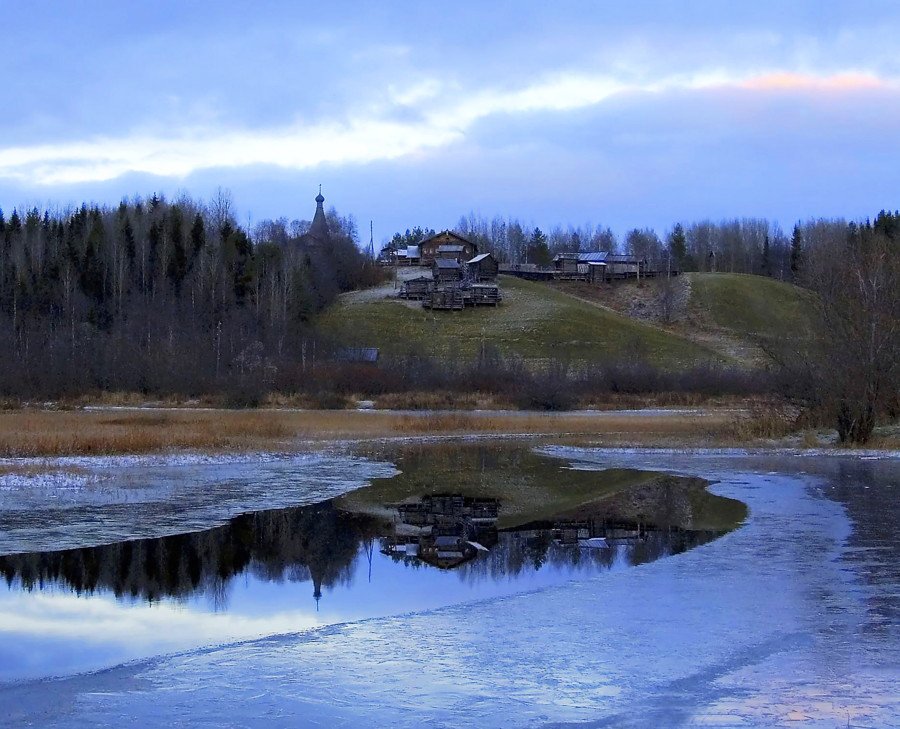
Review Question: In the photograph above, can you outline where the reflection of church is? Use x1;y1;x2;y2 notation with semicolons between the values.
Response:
383;495;500;570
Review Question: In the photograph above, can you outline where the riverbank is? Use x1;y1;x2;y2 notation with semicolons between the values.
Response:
0;406;896;458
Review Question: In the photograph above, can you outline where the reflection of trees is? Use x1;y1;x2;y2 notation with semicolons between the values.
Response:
0;502;381;605
455;527;721;582
0;475;737;605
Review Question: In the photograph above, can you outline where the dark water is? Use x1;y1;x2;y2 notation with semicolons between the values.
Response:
0;446;738;682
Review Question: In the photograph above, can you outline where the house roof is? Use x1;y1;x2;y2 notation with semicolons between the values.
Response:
437;244;465;253
434;259;461;269
551;251;640;264
419;230;474;247
578;251;610;263
467;253;492;264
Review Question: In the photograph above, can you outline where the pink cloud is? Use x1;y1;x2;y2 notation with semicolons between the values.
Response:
738;72;890;93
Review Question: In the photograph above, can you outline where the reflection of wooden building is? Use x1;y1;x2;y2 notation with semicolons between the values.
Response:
419;535;478;569
419;231;478;265
383;495;500;570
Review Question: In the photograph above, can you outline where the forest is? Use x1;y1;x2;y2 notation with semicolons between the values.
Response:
0;191;897;443
396;212;847;280
0;191;379;399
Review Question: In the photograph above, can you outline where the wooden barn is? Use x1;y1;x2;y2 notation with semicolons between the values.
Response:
553;253;581;278
466;252;499;282
419;231;478;265
550;252;653;281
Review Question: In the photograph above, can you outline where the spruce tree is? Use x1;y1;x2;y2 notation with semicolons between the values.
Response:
790;224;802;279
668;223;687;269
190;213;205;257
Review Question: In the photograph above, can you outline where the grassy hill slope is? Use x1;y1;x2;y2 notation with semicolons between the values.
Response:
551;273;817;365
685;273;816;344
317;275;722;368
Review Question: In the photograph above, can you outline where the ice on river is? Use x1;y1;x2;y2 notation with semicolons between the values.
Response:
0;452;398;554
1;449;898;728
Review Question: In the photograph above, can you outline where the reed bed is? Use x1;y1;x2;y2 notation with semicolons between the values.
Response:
0;407;734;457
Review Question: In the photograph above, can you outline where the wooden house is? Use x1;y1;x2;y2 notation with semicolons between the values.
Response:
419;231;478;265
466;252;499;282
604;254;642;278
550;252;647;281
553;253;580;275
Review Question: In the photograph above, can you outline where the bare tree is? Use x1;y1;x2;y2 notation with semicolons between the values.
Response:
805;219;899;443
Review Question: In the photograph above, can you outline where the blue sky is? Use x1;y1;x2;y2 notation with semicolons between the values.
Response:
2;1;899;241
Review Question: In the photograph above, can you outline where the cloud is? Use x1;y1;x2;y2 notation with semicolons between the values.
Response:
736;71;889;92
0;68;896;186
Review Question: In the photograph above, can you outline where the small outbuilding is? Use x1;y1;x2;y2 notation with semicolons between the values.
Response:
432;258;463;284
466;252;499;282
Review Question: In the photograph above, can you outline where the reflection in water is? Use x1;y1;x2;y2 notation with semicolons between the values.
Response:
1;480;729;608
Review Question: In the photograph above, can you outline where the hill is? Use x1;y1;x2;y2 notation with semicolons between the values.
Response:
550;272;816;365
316;274;722;368
685;273;816;345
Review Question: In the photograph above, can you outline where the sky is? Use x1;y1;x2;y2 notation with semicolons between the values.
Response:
2;1;899;243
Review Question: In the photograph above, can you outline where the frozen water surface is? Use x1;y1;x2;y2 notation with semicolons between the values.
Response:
0;446;897;727
0;452;399;554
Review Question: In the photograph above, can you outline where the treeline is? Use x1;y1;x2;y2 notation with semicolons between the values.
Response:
422;211;871;281
0;191;379;397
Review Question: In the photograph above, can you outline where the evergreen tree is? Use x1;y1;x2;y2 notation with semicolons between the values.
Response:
761;234;771;277
166;207;187;290
668;223;687;269
527;227;551;266
790;224;802;278
190;213;205;257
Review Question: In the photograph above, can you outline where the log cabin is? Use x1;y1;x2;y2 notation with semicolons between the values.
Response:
419;231;478;265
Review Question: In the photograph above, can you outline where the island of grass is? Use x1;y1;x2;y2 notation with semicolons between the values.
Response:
340;442;747;533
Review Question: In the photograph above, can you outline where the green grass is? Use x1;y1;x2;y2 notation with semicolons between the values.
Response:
687;273;816;343
318;275;722;367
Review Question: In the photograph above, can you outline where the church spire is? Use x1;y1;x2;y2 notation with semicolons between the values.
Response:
308;186;329;242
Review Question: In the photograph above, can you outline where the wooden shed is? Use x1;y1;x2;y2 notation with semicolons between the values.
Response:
432;258;462;284
399;276;434;299
466;252;499;282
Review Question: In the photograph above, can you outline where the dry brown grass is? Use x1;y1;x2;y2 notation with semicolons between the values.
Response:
0;410;295;457
374;391;504;410
714;403;800;443
0;406;741;457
